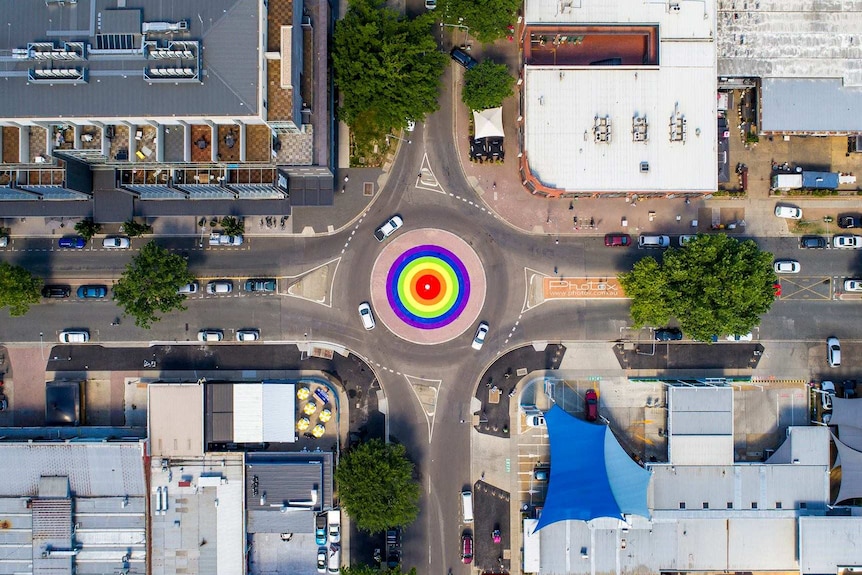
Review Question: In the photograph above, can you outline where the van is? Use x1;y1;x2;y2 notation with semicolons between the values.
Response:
59;330;89;343
327;544;341;574
461;490;473;523
638;235;670;248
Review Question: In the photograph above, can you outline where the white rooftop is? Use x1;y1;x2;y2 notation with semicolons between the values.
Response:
799;516;862;574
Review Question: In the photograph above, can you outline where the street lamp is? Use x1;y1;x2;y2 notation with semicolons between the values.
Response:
385;134;411;145
440;22;470;47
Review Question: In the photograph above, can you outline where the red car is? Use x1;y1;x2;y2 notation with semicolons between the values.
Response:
461;534;473;564
604;234;631;247
585;389;599;421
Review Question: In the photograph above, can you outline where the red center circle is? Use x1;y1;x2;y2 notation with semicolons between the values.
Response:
415;273;442;301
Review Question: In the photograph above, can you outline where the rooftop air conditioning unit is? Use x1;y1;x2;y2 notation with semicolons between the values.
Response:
640;162;650;173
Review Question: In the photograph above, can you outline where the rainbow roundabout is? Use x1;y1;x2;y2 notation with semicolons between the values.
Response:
370;229;486;345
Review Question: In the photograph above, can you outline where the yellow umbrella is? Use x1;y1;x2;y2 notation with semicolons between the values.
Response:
303;401;317;415
312;424;325;438
297;417;310;431
296;387;310;401
319;409;332;423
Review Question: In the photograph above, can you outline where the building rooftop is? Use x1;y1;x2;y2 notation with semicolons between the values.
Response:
799;516;862;574
0;0;262;121
761;78;862;134
668;386;733;465
148;383;204;458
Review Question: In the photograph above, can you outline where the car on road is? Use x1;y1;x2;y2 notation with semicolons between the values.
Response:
59;330;89;343
774;260;801;274
833;234;862;249
58;236;86;249
42;285;71;299
236;329;260;342
725;333;754;341
800;236;827;249
774;205;802;219
424;0;436;8
471;322;489;350
406;118;416;132
450;47;478;70
460;534;473;564
821;381;836;411
678;235;697;247
0;395;7;411
102;236;130;249
604;233;631;247
244;278;277;292
655;327;682;341
828;337;841;367
358;302;376;330
845;279;862;292
0;237;7;248
197;330;224;342
839;215;860;229
209;232;243;246
317;548;327;574
638;235;670;248
178;281;199;294
206;280;233;294
584;389;599;421
76;285;107;299
374;215;404;242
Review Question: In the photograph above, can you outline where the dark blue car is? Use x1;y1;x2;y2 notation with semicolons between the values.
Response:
76;285;107;299
59;236;86;249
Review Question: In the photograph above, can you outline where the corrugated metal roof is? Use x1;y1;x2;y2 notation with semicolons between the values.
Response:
669;436;734;465
262;384;295;443
234;384;264;442
799;516;862;574
761;78;862;133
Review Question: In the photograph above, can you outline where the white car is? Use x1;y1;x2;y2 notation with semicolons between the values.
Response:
358;302;375;330
845;279;862;292
236;329;260;342
102;236;131;249
773;260;800;274
678;235;697;247
425;0;436;8
317;548;327;574
725;332;753;342
471;322;489;350
0;236;8;247
774;205;802;219
198;330;224;342
209;232;244;246
821;381;836;411
406;119;416;132
59;330;89;343
827;337;841;367
374;215;404;242
206;280;233;294
178;281;199;294
833;234;862;249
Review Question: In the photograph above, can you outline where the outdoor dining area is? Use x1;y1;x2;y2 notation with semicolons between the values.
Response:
470;107;505;163
295;383;335;440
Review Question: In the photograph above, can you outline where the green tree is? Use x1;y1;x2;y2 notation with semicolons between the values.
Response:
113;242;195;329
221;216;245;236
121;219;153;237
335;439;420;533
333;0;446;136
619;234;777;342
0;262;42;316
462;60;514;111
343;565;417;575
438;0;520;43
74;218;101;242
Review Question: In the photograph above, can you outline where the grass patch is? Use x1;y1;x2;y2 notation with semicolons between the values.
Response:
789;219;826;235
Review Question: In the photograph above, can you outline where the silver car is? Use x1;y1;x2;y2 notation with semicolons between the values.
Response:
206;280;233;294
102;236;131;249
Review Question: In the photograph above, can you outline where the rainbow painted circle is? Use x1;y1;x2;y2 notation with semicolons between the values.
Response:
386;245;470;329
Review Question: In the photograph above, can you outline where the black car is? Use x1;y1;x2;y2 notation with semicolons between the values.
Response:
655;328;683;341
41;285;71;299
450;47;478;70
800;235;827;249
838;215;860;229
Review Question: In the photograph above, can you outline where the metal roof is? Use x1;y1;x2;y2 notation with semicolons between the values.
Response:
761;78;862;133
668;387;733;465
799;516;862;574
0;0;262;120
148;384;204;458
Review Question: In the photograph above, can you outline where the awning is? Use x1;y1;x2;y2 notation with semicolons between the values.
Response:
473;107;504;139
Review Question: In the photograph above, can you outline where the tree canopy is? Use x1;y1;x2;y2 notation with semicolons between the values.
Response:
619;234;777;341
437;0;520;43
333;0;446;133
74;218;101;242
113;242;195;329
343;565;417;575
462;60;514;111
0;262;42;317
334;439;420;533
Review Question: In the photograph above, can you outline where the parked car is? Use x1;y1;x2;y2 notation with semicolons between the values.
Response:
450;47;479;70
76;285;107;299
374;215;404;242
317;548;327;574
244;278;277;292
460;534;473;564
42;285;71;299
655;328;682;341
358;302;376;330
315;513;327;545
236;329;260;342
209;232;243;246
525;409;545;427
471;322;489;350
533;468;549;481
197;330;224;342
58;236;86;249
678;235;697;247
328;510;341;544
821;381;836;411
774;205;802;219
725;333;754;341
844;279;862;292
844;380;857;399
0;237;7;248
774;260;801;274
800;236;827;249
206;280;233;294
833;234;862;249
177;281;199;294
584;389;599;421
604;233;631;247
838;215;860;229
638;235;670;248
102;236;130;249
59;330;89;343
424;0;436;8
827;337;841;367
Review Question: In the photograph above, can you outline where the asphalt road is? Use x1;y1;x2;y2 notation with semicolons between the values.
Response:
5;64;862;575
